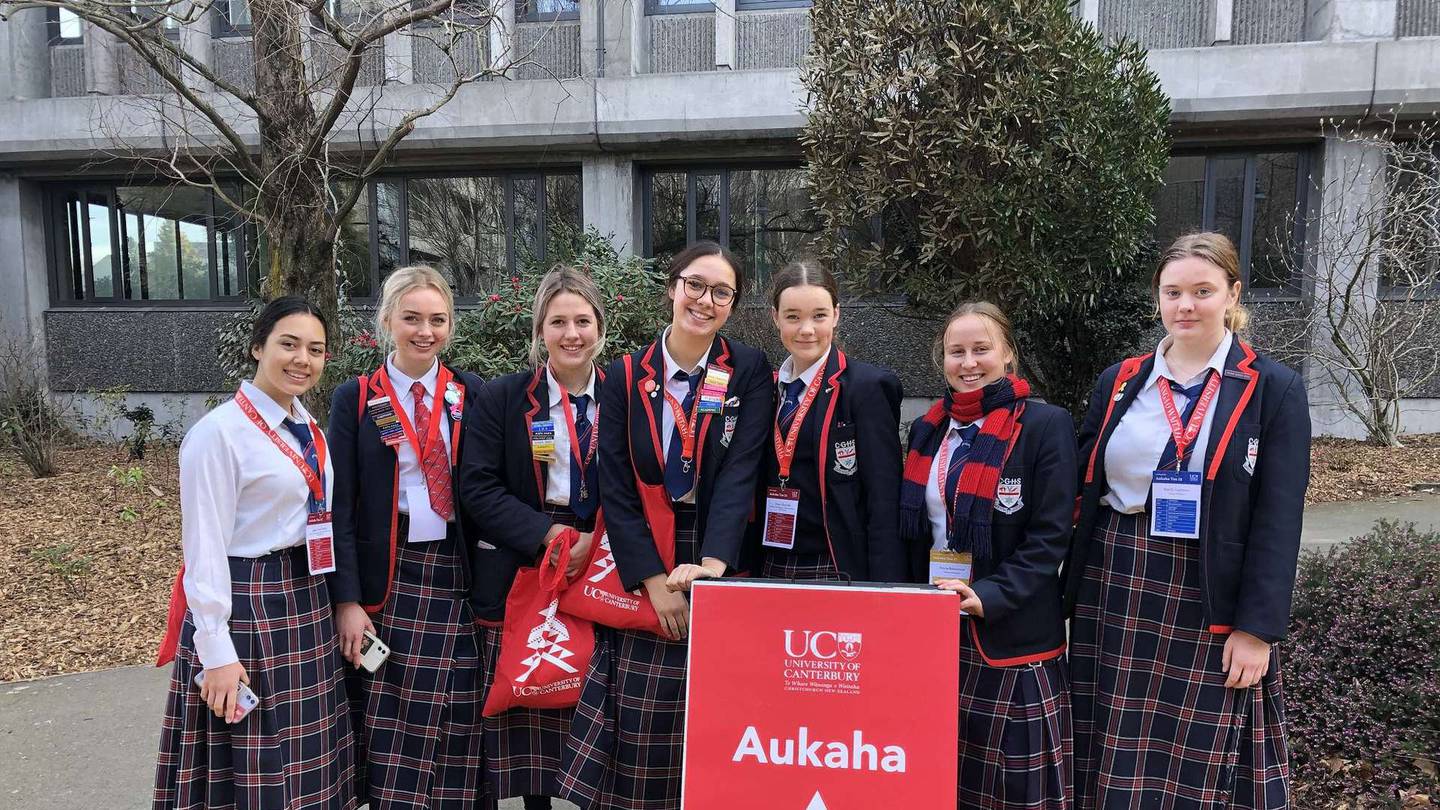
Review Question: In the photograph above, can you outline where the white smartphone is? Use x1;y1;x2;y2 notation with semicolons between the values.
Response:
359;629;391;673
193;671;260;721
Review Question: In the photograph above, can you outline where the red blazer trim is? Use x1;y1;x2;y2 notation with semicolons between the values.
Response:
360;372;402;615
523;367;547;501
966;621;1065;667
1208;624;1235;635
1205;340;1260;482
814;350;848;573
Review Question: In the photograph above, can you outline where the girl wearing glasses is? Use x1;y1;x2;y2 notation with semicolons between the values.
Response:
755;258;906;582
559;241;774;809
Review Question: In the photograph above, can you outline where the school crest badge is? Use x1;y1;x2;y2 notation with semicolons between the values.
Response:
720;414;739;447
995;477;1023;514
832;439;857;475
1243;437;1259;476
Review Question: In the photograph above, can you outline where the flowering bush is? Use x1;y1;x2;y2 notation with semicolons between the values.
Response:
1287;521;1440;808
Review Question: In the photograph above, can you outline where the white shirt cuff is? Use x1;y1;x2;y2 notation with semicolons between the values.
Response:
193;627;239;670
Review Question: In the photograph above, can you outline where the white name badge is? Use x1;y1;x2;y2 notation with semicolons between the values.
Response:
406;485;448;544
1150;469;1203;539
761;487;800;550
306;512;337;575
928;549;972;586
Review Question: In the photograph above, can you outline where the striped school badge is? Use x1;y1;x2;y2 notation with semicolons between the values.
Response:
721;414;739;447
1243;437;1259;475
995;477;1023;514
832;439;857;475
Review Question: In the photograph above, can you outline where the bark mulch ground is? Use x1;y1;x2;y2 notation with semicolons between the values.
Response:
2;434;1438;681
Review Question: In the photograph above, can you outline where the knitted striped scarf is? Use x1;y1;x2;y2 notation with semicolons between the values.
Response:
900;375;1030;563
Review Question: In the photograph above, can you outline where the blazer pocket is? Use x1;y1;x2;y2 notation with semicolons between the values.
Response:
827;424;859;478
1229;423;1262;483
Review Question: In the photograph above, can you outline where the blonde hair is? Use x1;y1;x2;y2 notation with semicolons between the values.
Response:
375;265;457;351
529;265;608;367
1154;232;1249;332
931;301;1021;379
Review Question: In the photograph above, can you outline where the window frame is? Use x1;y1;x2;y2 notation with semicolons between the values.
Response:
1160;146;1312;301
46;7;84;45
43;182;255;308
735;0;810;10
644;0;716;16
213;0;252;37
516;0;580;23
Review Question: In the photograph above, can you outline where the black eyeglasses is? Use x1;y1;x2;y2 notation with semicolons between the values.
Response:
677;275;737;308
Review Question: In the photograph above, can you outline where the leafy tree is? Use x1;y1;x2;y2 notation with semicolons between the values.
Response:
802;0;1171;411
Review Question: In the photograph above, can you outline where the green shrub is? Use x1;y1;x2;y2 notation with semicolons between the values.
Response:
1287;521;1440;808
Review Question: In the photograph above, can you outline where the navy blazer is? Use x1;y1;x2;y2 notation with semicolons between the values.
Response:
457;366;603;623
1063;340;1311;643
906;399;1078;665
327;365;486;611
753;350;908;582
599;335;774;592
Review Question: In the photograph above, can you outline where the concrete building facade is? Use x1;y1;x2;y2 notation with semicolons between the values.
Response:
0;0;1438;436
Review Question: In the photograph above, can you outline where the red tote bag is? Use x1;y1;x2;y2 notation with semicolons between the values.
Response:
482;531;595;717
558;511;667;634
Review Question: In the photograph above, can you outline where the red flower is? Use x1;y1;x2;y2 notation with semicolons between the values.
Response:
489;293;502;302
616;294;626;302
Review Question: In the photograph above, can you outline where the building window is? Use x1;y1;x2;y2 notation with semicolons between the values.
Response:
735;0;810;9
214;0;251;36
645;0;715;15
642;164;821;289
47;183;256;304
1379;146;1440;294
335;170;583;299
1153;149;1310;296
46;7;83;44
518;0;579;22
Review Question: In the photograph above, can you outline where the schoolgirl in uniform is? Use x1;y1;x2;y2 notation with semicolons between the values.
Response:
901;302;1077;810
1066;232;1310;810
757;258;906;582
458;265;608;810
327;265;489;810
154;296;357;810
558;241;774;810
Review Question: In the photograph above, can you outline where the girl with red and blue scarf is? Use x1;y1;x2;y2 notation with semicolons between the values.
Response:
902;302;1078;810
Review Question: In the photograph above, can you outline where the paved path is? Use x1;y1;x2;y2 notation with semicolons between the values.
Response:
2;495;1434;810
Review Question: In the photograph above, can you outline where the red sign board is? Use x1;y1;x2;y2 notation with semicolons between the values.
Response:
682;581;960;810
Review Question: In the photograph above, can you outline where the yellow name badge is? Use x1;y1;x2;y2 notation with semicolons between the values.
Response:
530;419;557;462
928;549;972;586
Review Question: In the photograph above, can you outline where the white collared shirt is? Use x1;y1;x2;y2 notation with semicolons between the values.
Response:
660;327;714;504
386;355;452;518
179;380;334;670
925;416;985;551
1102;331;1233;514
544;364;598;506
776;348;830;388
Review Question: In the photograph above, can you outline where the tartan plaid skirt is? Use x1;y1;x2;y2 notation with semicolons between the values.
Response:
1069;509;1290;810
957;623;1072;810
360;528;488;810
478;504;585;802
759;549;840;582
557;506;699;810
153;545;358;810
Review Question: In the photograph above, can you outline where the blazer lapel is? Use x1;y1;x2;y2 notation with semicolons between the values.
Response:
1203;339;1260;481
523;368;547;501
637;342;666;481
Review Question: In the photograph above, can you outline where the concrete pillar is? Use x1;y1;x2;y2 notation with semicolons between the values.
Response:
1307;0;1397;40
384;29;414;84
629;0;647;75
582;155;638;257
179;1;214;92
2;8;53;100
84;20;121;95
0;175;54;376
1074;0;1100;27
1209;0;1234;43
714;0;735;70
580;0;635;78
488;0;515;73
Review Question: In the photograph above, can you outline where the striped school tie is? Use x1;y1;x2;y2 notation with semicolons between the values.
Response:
777;378;808;435
570;393;597;520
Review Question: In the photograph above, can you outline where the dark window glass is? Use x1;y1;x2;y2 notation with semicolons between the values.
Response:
694;173;722;244
649;172;688;271
512;176;542;269
335;181;373;298
1209;157;1248;256
406;175;507;296
375;179;404;285
1153;156;1205;249
518;0;579;20
1250;152;1301;290
646;0;714;13
545;173;583;263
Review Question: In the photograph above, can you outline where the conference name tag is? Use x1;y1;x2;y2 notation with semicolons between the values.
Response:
531;420;557;462
928;549;972;587
761;487;800;550
306;512;337;575
698;365;730;414
1150;469;1202;539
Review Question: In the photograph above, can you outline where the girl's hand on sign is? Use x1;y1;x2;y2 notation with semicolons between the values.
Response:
1222;630;1271;689
645;575;691;640
934;579;985;617
335;602;375;667
665;558;726;593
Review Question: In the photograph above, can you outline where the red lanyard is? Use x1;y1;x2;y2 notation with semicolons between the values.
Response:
664;378;704;471
555;374;599;490
376;364;451;463
235;389;327;505
1156;370;1221;468
772;373;823;484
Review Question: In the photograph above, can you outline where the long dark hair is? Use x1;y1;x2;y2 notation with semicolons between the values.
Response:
249;296;330;354
767;257;839;310
665;241;746;302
